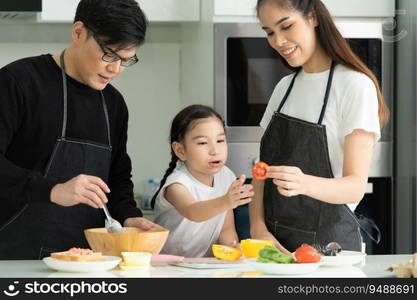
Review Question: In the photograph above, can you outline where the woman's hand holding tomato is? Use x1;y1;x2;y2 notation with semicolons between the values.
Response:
252;161;269;180
267;165;309;197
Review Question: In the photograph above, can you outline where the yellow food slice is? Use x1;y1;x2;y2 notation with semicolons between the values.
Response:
118;262;149;271
212;244;242;260
121;252;152;266
240;239;273;258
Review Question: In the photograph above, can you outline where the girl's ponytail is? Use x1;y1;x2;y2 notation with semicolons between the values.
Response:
151;152;178;209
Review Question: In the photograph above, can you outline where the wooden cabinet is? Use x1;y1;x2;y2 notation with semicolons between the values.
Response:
39;0;200;23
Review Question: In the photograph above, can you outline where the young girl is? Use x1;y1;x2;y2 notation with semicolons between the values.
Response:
249;0;389;253
151;105;254;257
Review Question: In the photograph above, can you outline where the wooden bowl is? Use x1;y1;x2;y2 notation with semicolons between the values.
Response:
84;227;169;257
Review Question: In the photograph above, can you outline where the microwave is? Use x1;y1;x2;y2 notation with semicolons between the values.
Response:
214;20;394;178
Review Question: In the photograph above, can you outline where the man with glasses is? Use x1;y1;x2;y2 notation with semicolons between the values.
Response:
0;0;160;259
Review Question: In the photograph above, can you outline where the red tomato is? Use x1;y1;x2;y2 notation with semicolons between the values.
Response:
252;162;269;180
294;245;321;263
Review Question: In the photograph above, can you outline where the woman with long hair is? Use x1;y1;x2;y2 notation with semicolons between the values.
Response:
249;0;389;253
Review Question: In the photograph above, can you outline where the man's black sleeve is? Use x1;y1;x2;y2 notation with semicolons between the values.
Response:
0;69;57;227
107;106;143;224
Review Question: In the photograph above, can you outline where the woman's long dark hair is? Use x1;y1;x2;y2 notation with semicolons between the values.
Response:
256;0;389;126
150;105;225;209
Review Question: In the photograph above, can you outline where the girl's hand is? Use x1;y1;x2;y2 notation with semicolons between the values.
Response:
267;166;309;197
221;240;241;249
225;175;254;209
229;240;241;249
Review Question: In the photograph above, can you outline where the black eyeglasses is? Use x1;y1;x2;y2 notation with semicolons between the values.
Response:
91;32;139;67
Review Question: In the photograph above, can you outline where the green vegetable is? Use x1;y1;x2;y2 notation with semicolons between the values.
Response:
257;245;295;264
257;257;276;263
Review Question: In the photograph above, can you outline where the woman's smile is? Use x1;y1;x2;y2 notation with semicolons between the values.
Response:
280;46;298;59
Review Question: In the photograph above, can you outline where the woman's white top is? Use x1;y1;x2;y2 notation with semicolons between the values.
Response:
153;163;237;257
260;64;381;211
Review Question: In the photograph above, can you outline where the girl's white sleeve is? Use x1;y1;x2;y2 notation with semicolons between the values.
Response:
156;172;193;211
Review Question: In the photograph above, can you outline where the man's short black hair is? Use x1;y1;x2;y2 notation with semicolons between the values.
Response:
74;0;148;48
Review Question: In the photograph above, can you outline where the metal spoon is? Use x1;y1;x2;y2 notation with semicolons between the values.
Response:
102;203;123;233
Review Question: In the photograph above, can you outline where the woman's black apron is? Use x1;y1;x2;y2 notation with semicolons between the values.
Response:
260;62;362;252
0;51;112;259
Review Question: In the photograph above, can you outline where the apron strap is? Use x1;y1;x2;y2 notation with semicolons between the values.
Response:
277;69;300;113
59;50;112;148
317;61;336;125
355;212;382;244
276;62;337;125
59;51;68;139
101;91;112;149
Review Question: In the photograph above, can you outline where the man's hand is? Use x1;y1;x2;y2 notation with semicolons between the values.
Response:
124;217;164;231
50;174;110;208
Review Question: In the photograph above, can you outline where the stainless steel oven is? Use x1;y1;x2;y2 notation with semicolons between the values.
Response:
214;21;394;179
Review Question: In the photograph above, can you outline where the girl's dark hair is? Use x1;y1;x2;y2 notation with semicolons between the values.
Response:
74;0;148;48
256;0;389;127
151;105;225;209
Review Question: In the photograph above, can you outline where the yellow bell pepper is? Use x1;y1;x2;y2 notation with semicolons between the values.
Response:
240;239;273;258
212;244;242;260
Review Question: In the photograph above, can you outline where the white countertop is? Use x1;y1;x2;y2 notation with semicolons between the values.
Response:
0;255;412;278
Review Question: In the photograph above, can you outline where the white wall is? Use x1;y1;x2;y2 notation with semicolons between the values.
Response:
0;23;183;197
180;0;214;108
112;24;182;198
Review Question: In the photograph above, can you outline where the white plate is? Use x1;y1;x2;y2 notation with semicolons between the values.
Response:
321;251;366;267
246;258;322;275
43;256;121;273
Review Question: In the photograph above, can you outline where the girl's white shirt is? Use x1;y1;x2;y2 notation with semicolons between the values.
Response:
153;162;237;257
260;64;381;211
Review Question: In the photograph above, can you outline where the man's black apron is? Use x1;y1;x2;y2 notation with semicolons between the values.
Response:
260;62;362;252
0;51;112;259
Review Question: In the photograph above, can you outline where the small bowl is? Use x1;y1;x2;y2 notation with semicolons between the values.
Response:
121;252;152;266
84;227;169;257
321;250;366;267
